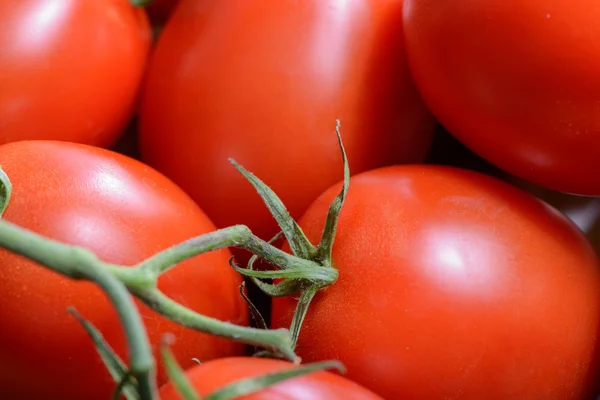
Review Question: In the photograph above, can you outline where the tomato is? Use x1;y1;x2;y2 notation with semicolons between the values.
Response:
0;1;151;147
158;357;384;400
139;0;435;242
402;0;600;195
0;141;248;400
271;165;600;399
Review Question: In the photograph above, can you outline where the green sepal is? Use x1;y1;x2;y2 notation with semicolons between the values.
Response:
68;308;139;400
315;120;350;264
160;335;202;400
230;257;337;282
230;159;316;259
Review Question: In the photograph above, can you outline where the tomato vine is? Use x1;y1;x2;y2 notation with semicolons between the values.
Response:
0;122;348;399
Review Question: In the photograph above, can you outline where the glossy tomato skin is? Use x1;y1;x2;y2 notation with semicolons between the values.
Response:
139;0;435;241
0;1;151;147
158;357;384;400
272;165;600;399
402;0;600;195
0;141;248;400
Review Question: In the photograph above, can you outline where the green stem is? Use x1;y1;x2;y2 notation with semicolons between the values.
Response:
0;217;298;360
89;269;156;400
134;289;297;362
0;166;12;217
129;0;153;7
112;373;135;400
136;225;325;279
140;226;252;276
0;219;157;399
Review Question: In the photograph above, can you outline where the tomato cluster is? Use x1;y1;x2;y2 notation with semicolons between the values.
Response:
1;1;599;400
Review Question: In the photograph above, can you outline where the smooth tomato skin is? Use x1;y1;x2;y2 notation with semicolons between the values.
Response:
403;0;600;195
158;357;384;400
0;0;151;147
139;0;435;241
0;141;248;400
272;165;600;399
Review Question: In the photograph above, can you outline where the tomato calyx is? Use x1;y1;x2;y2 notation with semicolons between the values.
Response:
0;122;349;399
232;120;349;347
0;166;12;218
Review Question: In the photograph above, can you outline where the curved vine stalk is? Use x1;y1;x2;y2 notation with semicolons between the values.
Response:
0;121;349;399
0;194;299;360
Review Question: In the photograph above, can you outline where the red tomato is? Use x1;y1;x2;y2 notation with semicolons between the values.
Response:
0;141;248;400
0;1;151;147
402;0;600;195
139;0;435;241
158;357;384;400
272;165;600;399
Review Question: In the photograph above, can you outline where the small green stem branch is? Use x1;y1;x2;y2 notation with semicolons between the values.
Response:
133;225;325;280
135;289;296;361
0;218;298;361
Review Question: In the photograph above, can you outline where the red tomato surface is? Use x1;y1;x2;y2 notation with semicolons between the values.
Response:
0;0;151;147
159;357;384;400
139;0;435;241
272;165;600;399
0;141;248;400
402;0;600;195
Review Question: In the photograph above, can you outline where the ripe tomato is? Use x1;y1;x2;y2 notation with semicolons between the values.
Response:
402;0;600;195
0;1;151;147
272;165;600;399
0;141;248;400
158;357;384;400
139;0;435;241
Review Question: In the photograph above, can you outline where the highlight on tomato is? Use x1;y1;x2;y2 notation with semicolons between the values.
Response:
271;164;600;400
403;0;600;195
138;0;435;242
0;141;248;400
0;0;151;147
